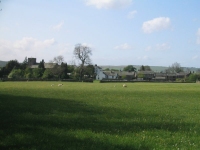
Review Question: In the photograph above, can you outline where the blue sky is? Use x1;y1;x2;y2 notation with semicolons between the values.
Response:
0;0;200;67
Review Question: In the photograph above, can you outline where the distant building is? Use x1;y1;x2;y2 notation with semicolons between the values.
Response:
28;58;58;69
94;64;191;81
94;64;136;80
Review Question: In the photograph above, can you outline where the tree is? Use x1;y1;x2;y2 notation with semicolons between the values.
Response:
186;74;200;82
139;65;151;71
144;65;152;71
73;43;92;80
32;68;44;78
38;59;45;69
165;62;183;73
0;67;6;78
42;69;53;79
84;65;95;78
60;62;68;79
8;69;23;79
123;65;137;72
20;56;28;70
49;56;66;79
24;68;32;79
4;60;20;75
50;55;64;65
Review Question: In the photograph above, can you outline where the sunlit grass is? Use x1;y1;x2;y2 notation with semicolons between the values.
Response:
0;82;200;149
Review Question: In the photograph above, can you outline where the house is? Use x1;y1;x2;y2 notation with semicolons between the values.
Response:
94;65;106;80
94;64;192;81
137;71;155;80
176;72;190;78
152;73;167;81
94;65;118;80
103;71;118;79
28;58;58;69
94;65;136;80
166;73;177;81
117;71;136;80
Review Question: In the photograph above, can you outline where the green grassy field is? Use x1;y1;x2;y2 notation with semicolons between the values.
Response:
0;82;200;150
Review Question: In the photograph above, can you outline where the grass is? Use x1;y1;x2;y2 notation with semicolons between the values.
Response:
0;82;200;149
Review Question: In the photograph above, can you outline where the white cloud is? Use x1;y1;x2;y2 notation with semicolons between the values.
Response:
197;28;200;44
52;21;64;31
137;55;149;60
145;43;170;51
85;0;132;9
14;37;55;50
127;10;137;19
156;43;171;50
142;17;171;34
0;37;56;61
114;43;132;50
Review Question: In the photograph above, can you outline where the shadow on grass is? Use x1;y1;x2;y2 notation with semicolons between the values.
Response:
0;94;195;150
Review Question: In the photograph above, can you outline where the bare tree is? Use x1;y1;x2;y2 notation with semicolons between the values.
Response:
50;55;64;65
73;43;92;80
165;62;183;73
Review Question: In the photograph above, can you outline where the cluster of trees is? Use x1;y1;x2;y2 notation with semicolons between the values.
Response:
0;44;95;80
0;56;94;80
138;65;152;71
0;57;69;79
186;73;200;82
165;62;183;73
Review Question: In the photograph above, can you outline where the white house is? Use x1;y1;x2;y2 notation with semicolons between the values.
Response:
94;65;106;80
94;65;130;80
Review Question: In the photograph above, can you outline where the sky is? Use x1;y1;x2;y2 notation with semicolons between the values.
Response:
0;0;200;68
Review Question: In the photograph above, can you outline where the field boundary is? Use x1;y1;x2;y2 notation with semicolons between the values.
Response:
0;78;93;82
100;79;195;83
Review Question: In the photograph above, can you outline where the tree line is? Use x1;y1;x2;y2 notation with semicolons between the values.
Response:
0;44;95;80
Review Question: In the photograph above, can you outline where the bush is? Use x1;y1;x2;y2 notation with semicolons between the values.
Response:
186;74;200;82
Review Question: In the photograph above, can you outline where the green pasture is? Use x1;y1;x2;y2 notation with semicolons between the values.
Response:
0;82;200;149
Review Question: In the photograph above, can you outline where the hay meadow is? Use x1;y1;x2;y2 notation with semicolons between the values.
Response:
0;81;200;149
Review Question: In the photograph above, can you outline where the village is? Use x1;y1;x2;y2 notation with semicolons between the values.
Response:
94;64;191;82
0;57;199;83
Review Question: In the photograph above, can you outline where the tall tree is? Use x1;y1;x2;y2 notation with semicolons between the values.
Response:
123;65;137;72
139;65;145;71
84;65;95;78
139;65;151;71
73;43;92;80
60;62;68;79
38;59;45;69
20;56;28;70
49;56;66;79
4;60;20;75
144;65;152;71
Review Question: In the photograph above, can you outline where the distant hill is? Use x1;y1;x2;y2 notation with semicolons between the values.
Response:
100;65;200;73
99;65;168;72
0;61;8;67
